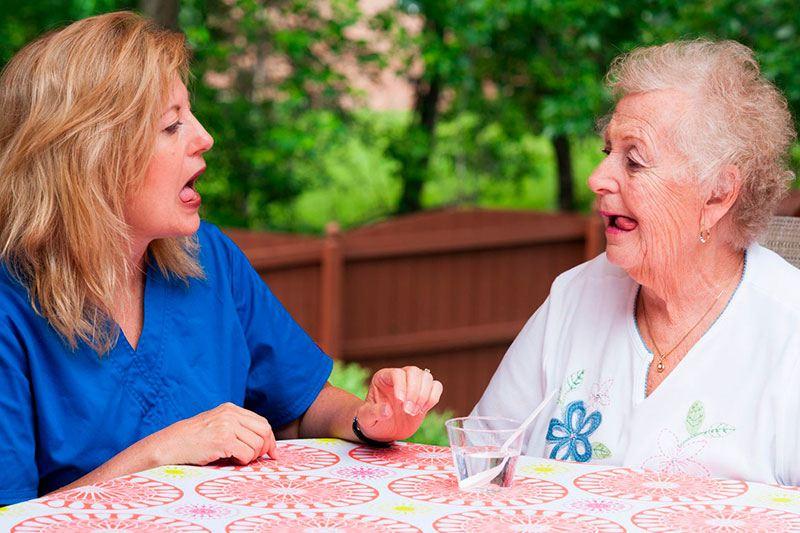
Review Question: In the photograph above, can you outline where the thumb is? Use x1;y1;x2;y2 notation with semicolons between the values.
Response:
357;401;392;431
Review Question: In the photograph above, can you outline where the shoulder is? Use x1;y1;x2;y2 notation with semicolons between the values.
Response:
0;264;36;320
549;252;632;302
742;244;800;316
194;220;251;275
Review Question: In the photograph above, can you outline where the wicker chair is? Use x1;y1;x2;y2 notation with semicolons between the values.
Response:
759;216;800;269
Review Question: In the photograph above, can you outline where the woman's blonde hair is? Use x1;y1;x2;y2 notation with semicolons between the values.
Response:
0;11;203;353
606;39;797;249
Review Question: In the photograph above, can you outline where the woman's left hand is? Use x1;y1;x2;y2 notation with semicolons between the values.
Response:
355;366;443;442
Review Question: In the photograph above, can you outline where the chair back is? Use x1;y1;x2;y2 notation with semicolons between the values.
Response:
759;216;800;268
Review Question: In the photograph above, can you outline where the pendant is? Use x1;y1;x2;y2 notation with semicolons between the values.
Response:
656;361;665;372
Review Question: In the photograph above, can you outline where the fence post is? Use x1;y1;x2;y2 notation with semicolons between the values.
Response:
319;222;343;359
584;214;605;260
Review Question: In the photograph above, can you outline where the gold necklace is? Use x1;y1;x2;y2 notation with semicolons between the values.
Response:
641;258;743;373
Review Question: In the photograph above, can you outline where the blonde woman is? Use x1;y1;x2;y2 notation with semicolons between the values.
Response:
473;40;800;485
0;12;442;505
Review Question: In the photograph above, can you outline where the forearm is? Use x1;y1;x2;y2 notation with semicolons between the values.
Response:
276;383;364;441
53;433;161;494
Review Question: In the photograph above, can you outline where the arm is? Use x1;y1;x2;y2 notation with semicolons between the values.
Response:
277;367;443;443
54;402;279;494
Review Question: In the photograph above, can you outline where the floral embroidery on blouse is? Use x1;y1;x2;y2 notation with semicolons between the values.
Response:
640;400;736;477
548;369;611;462
546;400;602;462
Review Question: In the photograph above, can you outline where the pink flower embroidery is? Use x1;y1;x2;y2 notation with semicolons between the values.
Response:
641;429;710;478
588;378;613;410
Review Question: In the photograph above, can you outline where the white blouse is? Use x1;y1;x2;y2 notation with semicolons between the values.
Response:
472;244;800;485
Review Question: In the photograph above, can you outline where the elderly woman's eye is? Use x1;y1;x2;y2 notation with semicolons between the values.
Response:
626;157;643;170
601;147;611;156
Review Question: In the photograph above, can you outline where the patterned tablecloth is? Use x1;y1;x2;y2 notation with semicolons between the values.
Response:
2;438;800;532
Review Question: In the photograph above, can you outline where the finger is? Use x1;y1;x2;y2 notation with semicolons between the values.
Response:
235;410;272;439
357;400;392;430
234;425;264;463
227;438;259;465
415;370;434;413
264;433;279;460
422;380;444;413
402;367;424;416
374;368;406;403
230;408;280;460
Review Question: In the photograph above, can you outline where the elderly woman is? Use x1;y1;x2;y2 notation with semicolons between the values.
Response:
473;40;799;485
0;12;443;506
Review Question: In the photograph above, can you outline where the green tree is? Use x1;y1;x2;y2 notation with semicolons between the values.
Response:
179;0;376;229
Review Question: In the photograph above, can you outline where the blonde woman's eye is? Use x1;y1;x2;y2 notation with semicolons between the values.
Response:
164;121;183;134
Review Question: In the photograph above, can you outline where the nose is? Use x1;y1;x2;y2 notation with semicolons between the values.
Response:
587;156;620;197
189;113;214;155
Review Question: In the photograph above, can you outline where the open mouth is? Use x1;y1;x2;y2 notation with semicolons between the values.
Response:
600;211;638;233
179;167;205;206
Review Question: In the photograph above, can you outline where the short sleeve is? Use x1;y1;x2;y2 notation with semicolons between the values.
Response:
471;295;554;455
0;314;38;505
211;226;333;428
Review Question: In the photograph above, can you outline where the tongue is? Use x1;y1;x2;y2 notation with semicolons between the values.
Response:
616;216;638;231
180;185;199;204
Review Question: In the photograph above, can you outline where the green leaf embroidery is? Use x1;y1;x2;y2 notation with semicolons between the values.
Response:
558;369;585;405
703;423;736;438
685;401;705;436
591;442;612;459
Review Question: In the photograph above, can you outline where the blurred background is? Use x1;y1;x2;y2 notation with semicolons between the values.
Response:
2;0;800;444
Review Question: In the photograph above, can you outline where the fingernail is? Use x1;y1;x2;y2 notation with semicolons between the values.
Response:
404;400;415;415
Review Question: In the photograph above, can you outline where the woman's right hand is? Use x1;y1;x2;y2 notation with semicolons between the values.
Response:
149;402;278;466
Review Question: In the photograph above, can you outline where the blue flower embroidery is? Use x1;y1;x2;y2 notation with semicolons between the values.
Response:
546;400;602;462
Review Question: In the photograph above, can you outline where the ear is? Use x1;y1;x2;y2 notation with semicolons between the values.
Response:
701;164;742;229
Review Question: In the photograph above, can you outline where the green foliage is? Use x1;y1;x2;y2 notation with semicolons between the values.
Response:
328;360;451;446
328;360;370;400
406;408;453;447
1;0;799;230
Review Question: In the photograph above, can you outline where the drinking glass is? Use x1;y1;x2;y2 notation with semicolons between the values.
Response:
445;416;524;490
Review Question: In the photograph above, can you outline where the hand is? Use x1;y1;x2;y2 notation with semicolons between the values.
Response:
356;366;443;442
149;402;278;466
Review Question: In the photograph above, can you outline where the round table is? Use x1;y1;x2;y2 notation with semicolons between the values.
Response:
3;438;800;531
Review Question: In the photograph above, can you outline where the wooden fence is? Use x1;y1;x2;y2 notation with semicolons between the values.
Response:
225;209;600;416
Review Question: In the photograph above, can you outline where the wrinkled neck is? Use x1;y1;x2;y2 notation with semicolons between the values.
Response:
636;242;744;326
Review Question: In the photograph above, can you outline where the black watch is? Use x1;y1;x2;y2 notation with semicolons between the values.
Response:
352;416;392;448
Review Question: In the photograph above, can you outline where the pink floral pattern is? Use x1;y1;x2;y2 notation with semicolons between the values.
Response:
567;498;631;514
332;465;394;480
432;509;626;532
588;378;613;411
210;443;339;473
11;512;208;532
574;468;748;502
195;474;378;509
388;473;567;507
170;503;238;520
641;429;711;478
350;442;453;471
1;439;795;531
225;511;422;532
632;504;800;532
38;476;183;510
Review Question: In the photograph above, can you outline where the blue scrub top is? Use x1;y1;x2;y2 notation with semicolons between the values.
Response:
0;222;333;505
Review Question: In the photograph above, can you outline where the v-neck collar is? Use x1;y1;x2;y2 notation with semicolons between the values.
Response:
116;258;167;356
627;247;750;402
